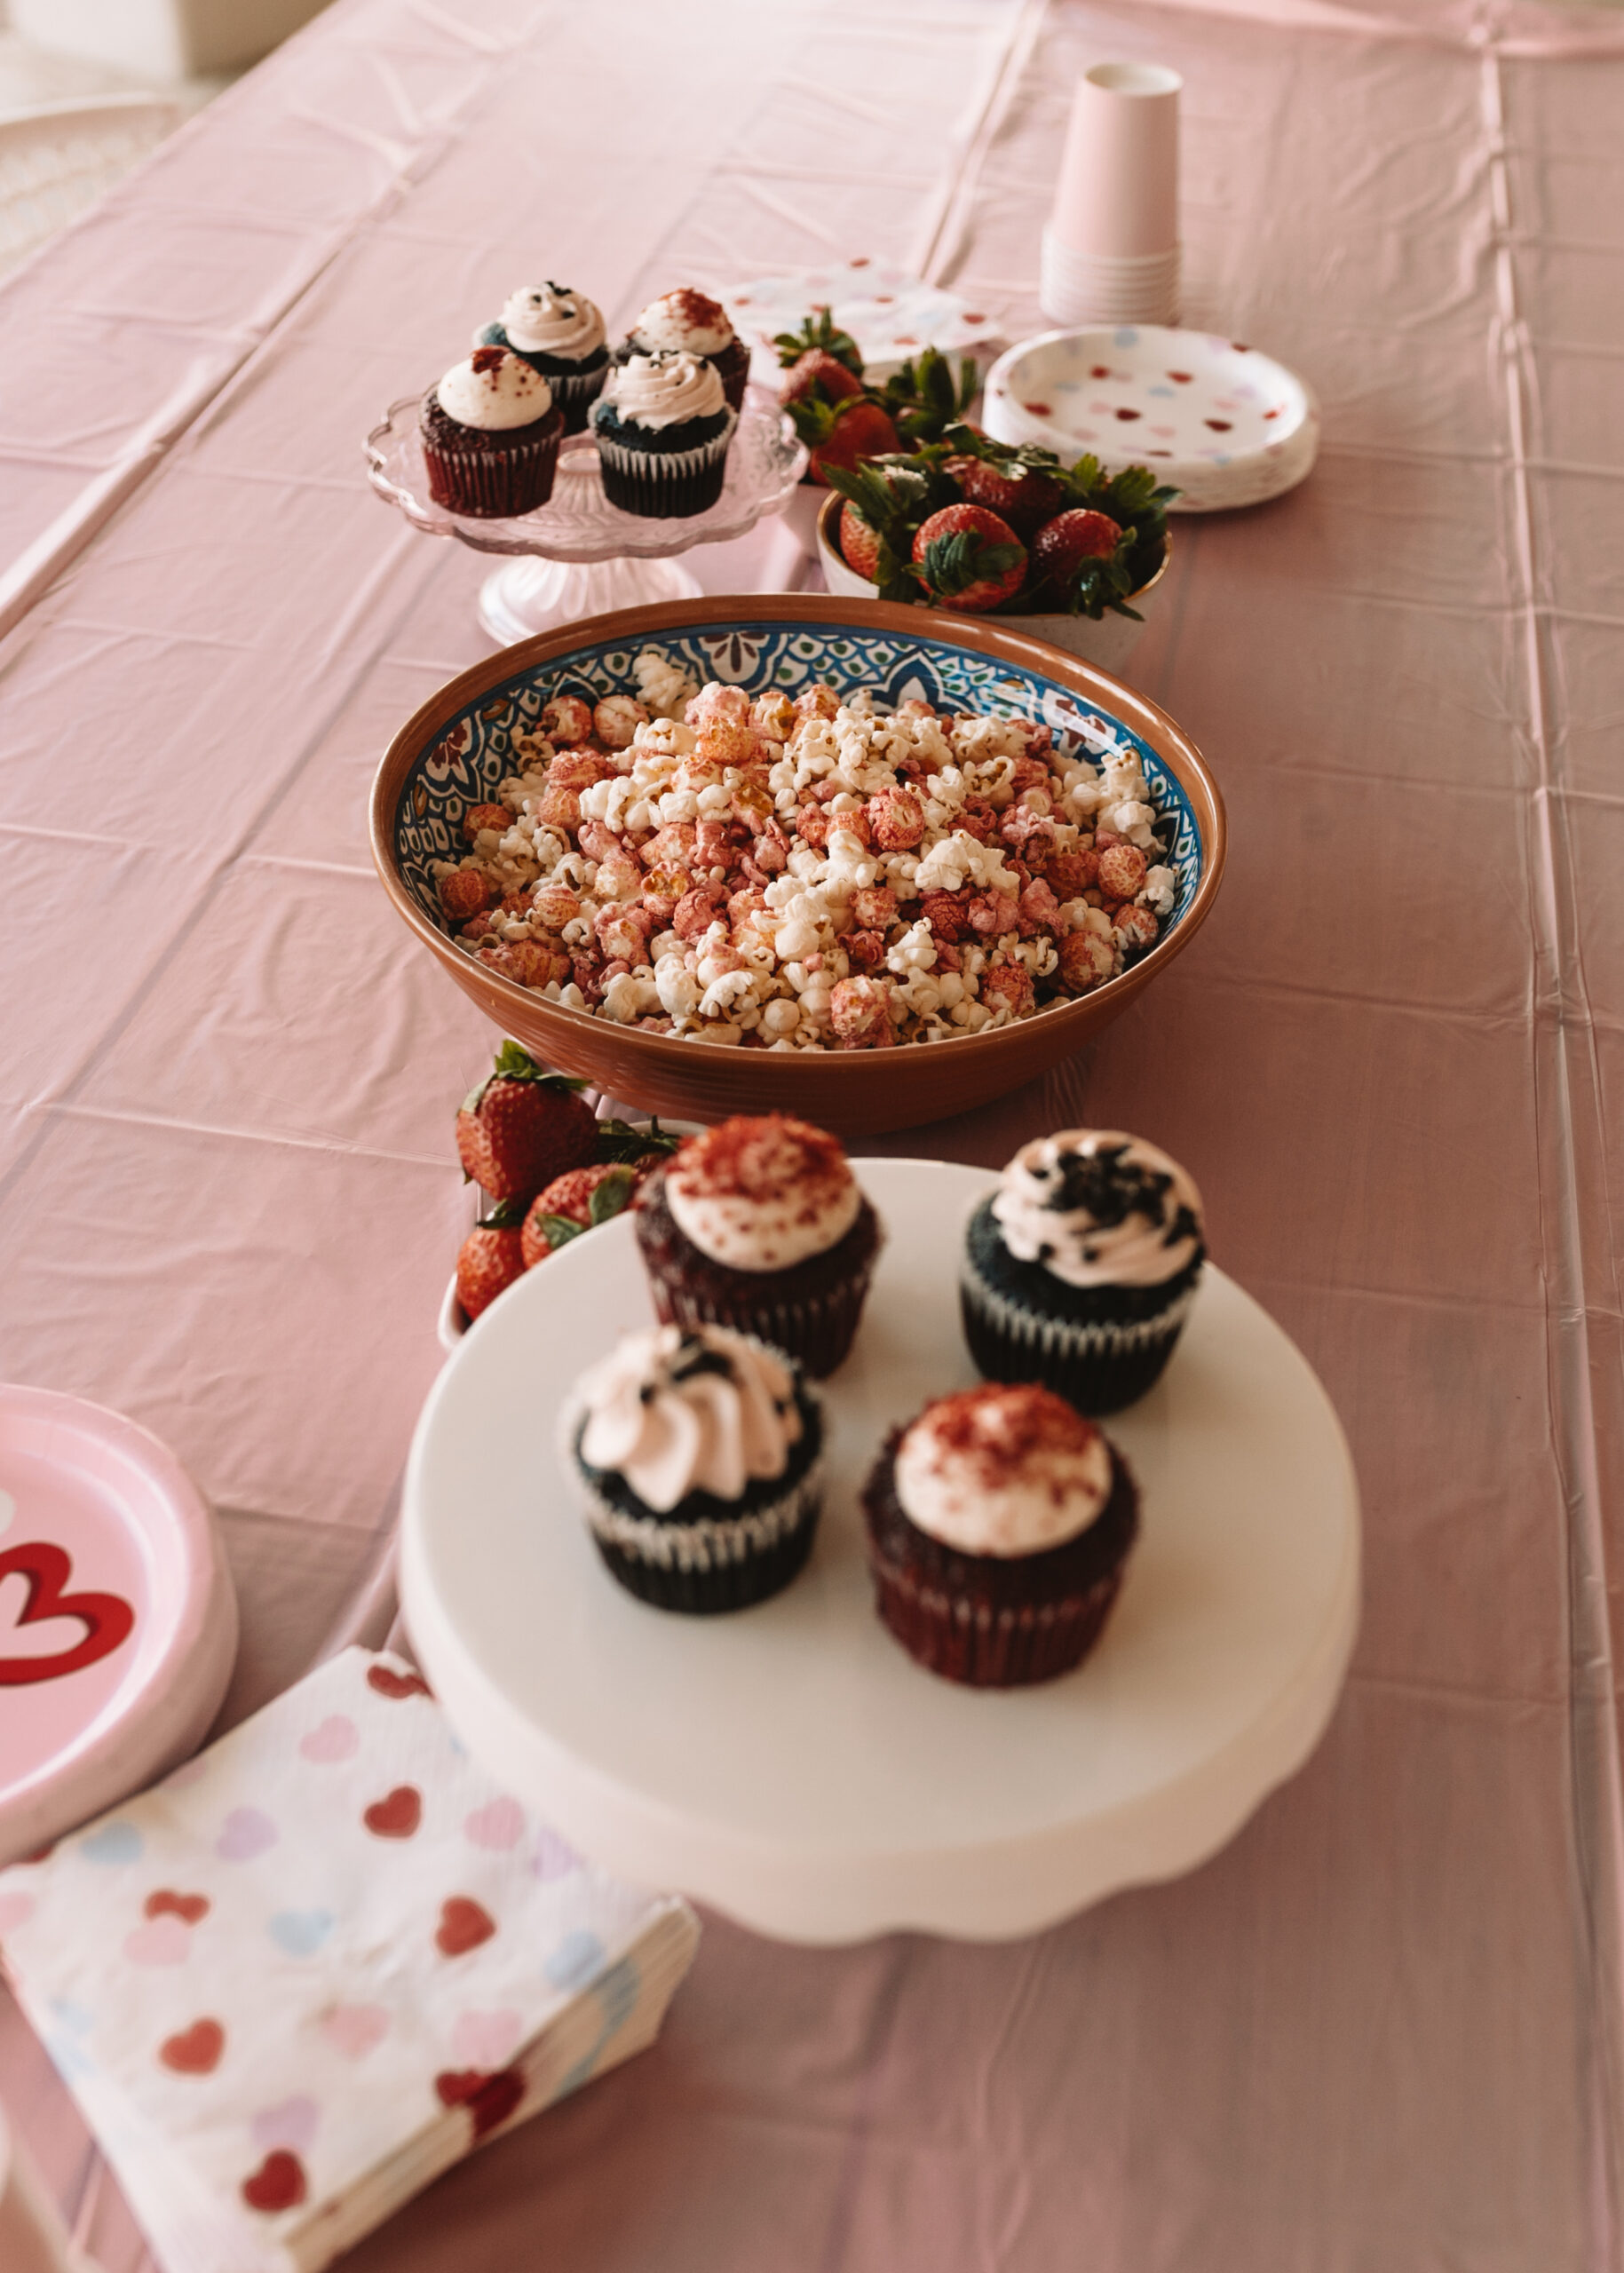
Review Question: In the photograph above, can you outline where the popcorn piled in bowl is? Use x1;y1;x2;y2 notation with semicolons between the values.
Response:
430;655;1178;1052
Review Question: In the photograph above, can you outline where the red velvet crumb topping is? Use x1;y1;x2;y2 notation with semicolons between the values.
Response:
673;1113;849;1208
915;1384;1100;1485
471;345;507;375
666;286;730;335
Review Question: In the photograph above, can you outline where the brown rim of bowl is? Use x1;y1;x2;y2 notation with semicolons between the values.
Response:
812;488;1172;607
369;593;1224;1092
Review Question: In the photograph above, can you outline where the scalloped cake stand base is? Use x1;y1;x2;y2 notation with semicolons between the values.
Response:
477;552;703;645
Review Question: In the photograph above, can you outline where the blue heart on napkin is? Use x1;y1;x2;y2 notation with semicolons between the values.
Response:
267;1908;334;1957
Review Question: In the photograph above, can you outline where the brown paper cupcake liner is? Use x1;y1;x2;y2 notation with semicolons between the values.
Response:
644;1260;875;1380
867;1551;1128;1688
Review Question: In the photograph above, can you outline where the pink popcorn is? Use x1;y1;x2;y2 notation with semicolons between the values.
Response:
829;976;893;1048
540;694;594;745
866;787;925;851
1097;843;1148;901
980;961;1035;1018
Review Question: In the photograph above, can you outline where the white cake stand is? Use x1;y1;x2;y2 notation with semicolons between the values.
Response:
401;1159;1361;1946
365;389;806;644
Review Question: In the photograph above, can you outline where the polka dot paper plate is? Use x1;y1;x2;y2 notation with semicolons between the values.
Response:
983;326;1319;513
720;259;1003;385
0;1384;237;1867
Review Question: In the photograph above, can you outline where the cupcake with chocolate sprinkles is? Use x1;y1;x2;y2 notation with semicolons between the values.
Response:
475;281;609;433
565;1322;824;1613
420;344;565;518
961;1129;1205;1414
613;286;751;411
591;349;737;519
634;1114;881;1378
863;1383;1138;1686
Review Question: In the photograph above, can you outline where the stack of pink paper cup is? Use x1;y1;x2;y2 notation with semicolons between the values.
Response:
1042;61;1182;328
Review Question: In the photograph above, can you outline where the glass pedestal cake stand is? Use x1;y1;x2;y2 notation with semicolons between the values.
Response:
366;390;807;644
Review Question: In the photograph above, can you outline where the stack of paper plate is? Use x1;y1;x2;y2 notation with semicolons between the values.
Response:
984;325;1319;513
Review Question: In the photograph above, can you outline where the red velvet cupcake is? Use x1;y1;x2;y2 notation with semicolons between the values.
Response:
419;345;565;519
613;286;751;412
634;1115;882;1378
862;1383;1138;1687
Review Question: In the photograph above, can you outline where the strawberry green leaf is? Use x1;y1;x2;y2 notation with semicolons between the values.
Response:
477;1197;527;1230
537;1214;587;1250
596;1116;681;1162
772;309;863;375
920;533;1024;597
587;1164;637;1224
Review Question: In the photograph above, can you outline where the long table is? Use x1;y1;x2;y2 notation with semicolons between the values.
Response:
4;0;1624;2264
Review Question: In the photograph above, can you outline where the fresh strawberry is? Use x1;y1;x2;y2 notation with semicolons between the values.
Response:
1027;509;1132;614
456;1200;527;1320
790;396;900;486
454;1041;597;1201
910;504;1026;613
781;349;865;407
839;501;883;582
519;1160;639;1270
772;308;864;378
945;455;1065;537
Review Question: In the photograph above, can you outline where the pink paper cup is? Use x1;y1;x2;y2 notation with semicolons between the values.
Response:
1050;61;1182;260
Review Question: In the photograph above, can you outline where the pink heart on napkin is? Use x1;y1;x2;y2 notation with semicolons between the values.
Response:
321;2004;391;2060
299;1715;359;1765
124;1916;192;1966
452;2008;524;2070
0;1891;35;1933
218;1807;278;1862
463;1797;525;1851
252;2095;320;2155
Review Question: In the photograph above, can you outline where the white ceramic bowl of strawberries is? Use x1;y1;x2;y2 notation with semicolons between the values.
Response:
814;493;1170;677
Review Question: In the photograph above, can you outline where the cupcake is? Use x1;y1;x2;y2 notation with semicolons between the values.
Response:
634;1115;881;1378
590;350;737;519
862;1383;1138;1687
419;345;565;519
961;1130;1205;1414
614;287;750;411
565;1323;824;1613
475;281;609;434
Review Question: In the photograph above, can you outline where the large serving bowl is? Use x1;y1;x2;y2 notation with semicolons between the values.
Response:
815;493;1169;677
371;596;1224;1135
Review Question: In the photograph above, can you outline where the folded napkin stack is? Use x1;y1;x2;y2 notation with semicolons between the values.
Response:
0;1648;698;2273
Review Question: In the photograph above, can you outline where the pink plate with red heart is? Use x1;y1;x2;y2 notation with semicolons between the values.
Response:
0;1384;237;1866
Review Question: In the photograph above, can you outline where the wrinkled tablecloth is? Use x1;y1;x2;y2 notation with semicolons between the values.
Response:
4;0;1624;2265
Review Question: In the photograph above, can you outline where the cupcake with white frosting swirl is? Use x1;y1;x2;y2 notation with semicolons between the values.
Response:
566;1322;824;1612
862;1383;1138;1685
634;1114;882;1377
590;350;738;519
961;1129;1205;1414
419;343;565;518
475;282;609;432
614;287;750;411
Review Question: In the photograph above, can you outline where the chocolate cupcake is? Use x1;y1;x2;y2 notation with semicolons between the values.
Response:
613;286;750;411
565;1323;823;1613
419;345;565;519
591;350;737;519
961;1130;1205;1415
475;281;609;434
863;1383;1138;1687
634;1115;881;1378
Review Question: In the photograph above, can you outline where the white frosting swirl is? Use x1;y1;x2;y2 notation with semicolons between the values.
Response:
894;1385;1113;1557
991;1129;1203;1288
495;282;605;360
575;1323;802;1513
598;349;726;431
435;346;554;431
664;1115;860;1272
631;289;734;357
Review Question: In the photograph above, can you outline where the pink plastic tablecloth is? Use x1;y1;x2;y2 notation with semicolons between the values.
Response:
4;0;1624;2265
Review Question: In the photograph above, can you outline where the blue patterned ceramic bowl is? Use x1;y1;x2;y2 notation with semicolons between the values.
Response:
371;597;1224;1135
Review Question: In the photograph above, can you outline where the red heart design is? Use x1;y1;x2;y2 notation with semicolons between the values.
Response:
0;1542;134;1687
146;1889;210;1925
363;1786;422;1840
436;1897;496;1958
1205;418;1232;432
161;2018;224;2074
242;2150;306;2214
1114;408;1142;421
1168;370;1193;383
367;1665;432;1701
434;2067;526;2140
1090;365;1111;378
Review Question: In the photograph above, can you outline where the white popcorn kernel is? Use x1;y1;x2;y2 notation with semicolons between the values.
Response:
760;998;801;1038
1140;864;1176;915
886;919;938;977
654;954;701;1018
